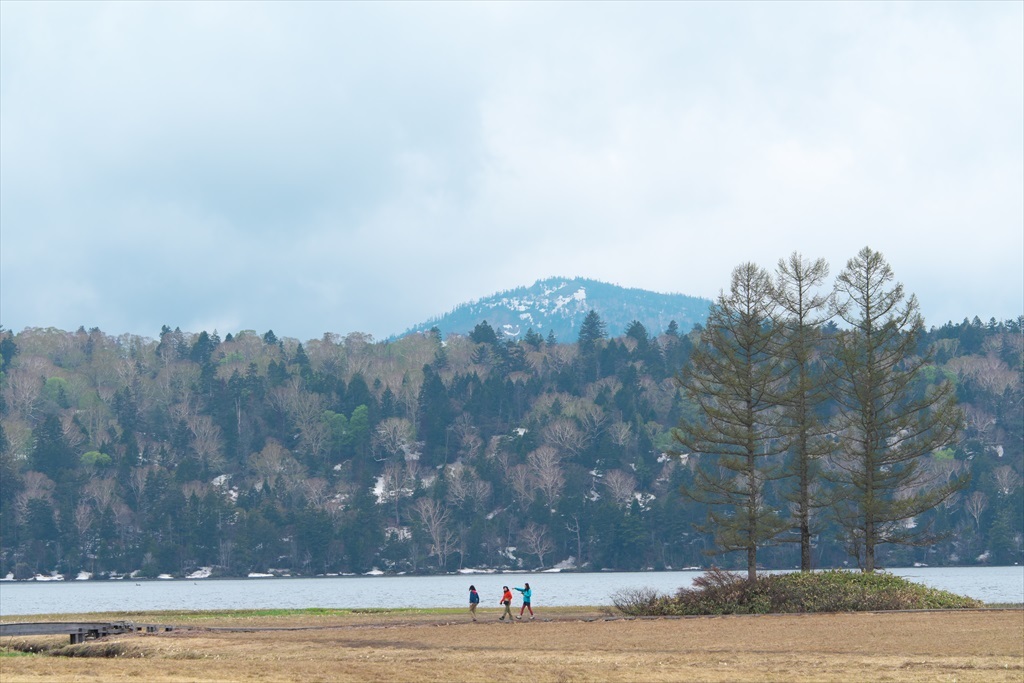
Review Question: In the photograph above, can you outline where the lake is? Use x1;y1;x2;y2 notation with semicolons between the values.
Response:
0;566;1020;617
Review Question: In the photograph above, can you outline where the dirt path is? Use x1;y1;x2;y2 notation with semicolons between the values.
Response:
2;609;1022;682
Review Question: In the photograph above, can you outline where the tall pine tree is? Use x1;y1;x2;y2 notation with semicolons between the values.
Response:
772;252;833;571
827;247;965;572
673;263;788;580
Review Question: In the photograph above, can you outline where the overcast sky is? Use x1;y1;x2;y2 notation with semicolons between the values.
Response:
2;2;1021;342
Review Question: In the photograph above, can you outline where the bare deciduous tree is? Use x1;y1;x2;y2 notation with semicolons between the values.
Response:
83;477;117;510
445;463;474;508
111;500;133;542
60;413;86;452
380;460;418;525
470;479;493;511
964;491;989;530
16;471;56;520
273;379;328;462
1;418;33;463
373;417;416;461
73;501;93;539
527;446;564;508
127;466;154;510
248;440;305;490
181;480;209;500
603;469;637;507
576;403;606;444
304;333;347;378
451;413;482;459
3;359;44;421
963;405;997;443
509;464;534;508
303;478;331;510
543;419;587;456
609;421;633;449
187;414;225;472
940;490;962;513
946;356;1020;412
566;514;584;567
993;466;1023;498
414;498;455;569
519;522;554;569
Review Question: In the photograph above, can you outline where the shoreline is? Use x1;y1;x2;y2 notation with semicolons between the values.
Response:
4;605;1022;631
5;563;1020;583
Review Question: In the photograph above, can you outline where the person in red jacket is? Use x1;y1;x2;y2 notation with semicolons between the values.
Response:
499;586;514;621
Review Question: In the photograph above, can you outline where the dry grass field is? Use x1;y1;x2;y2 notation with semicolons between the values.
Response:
2;608;1022;682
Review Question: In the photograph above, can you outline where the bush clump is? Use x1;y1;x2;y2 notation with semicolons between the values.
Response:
614;567;983;616
611;587;667;615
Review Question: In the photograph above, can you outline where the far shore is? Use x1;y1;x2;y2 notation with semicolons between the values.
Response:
3;563;1020;582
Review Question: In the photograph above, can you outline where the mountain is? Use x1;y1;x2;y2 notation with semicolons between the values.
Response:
398;277;712;342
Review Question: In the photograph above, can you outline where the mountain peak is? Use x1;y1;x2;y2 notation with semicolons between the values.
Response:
397;277;710;342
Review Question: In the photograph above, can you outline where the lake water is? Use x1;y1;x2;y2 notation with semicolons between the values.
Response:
0;566;1020;617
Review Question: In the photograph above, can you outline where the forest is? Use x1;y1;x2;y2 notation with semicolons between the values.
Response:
0;262;1021;580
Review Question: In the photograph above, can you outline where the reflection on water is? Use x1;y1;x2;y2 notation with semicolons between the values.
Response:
1;566;1020;617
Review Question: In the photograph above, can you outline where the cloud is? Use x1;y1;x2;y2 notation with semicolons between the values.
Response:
1;2;1020;340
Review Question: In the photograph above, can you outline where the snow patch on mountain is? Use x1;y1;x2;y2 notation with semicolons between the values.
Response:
397;276;710;342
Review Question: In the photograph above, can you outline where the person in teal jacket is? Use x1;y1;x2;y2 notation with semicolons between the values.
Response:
514;582;534;620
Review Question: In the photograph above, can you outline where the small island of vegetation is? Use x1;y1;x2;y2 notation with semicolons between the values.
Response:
613;568;984;616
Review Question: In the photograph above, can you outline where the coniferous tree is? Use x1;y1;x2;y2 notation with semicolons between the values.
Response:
577;310;607;382
827;247;965;572
469;321;499;345
772;252;833;571
0;421;16;546
673;263;788;580
578;310;607;354
523;328;544;350
418;366;452;466
0;326;18;368
31;414;77;482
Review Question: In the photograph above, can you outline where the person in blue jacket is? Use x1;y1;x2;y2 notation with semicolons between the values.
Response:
468;585;480;621
514;582;534;620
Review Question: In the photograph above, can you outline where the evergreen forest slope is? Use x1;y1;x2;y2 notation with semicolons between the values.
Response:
0;310;1020;580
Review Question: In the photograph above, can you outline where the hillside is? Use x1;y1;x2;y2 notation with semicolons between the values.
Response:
398;277;711;341
0;313;1019;581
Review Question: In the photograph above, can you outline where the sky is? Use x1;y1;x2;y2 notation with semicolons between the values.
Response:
2;2;1022;342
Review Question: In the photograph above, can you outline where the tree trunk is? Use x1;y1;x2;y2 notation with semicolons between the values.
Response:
800;444;812;571
865;519;875;572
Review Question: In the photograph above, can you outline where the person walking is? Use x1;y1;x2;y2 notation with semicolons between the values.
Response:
499;586;514;621
469;585;480;621
514;582;534;620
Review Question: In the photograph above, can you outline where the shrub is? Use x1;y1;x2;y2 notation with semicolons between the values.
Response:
611;587;666;616
613;568;982;616
672;566;754;615
753;570;982;613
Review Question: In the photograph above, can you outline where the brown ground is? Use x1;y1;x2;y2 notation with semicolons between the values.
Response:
1;608;1022;682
